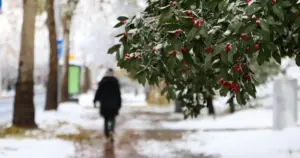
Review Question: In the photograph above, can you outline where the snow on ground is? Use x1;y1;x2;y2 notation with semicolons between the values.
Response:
136;127;300;158
161;108;274;130
36;103;103;131
0;139;75;158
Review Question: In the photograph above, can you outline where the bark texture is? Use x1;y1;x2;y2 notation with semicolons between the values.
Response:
45;0;58;110
60;30;70;102
60;0;79;103
81;67;91;93
13;0;38;128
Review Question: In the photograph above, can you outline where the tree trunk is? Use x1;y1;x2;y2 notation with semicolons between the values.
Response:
81;67;91;93
60;30;70;102
45;0;58;110
174;99;183;113
229;103;235;113
12;0;38;128
206;95;215;115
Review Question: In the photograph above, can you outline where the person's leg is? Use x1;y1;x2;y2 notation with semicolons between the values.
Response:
104;116;110;138
110;117;116;133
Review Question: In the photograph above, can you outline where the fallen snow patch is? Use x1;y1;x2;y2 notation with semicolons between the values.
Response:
0;139;75;158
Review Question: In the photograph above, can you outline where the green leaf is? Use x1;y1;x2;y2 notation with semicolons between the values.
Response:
245;83;256;98
117;16;129;21
233;22;243;34
172;39;182;50
228;46;237;64
296;54;300;66
243;24;256;33
260;20;269;32
113;22;123;28
279;1;292;7
187;28;198;41
204;53;213;70
272;5;284;21
272;51;281;64
199;27;208;39
108;44;121;54
159;9;173;24
115;33;123;37
245;4;262;16
221;51;229;64
218;0;227;12
219;86;229;96
257;50;268;65
236;90;246;105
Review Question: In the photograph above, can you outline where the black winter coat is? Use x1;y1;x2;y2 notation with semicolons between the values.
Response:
93;76;122;117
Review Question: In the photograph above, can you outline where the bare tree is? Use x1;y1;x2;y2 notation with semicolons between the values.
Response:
13;0;38;128
60;0;79;102
45;0;58;110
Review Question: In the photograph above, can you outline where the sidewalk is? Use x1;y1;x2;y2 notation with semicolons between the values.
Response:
0;98;299;158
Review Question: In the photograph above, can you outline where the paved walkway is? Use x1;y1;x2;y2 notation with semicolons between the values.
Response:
73;107;216;158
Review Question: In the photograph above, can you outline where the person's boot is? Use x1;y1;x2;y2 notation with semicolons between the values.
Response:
109;131;114;143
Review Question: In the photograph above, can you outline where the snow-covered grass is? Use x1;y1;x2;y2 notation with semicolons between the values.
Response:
0;139;75;158
137;127;300;158
36;103;103;131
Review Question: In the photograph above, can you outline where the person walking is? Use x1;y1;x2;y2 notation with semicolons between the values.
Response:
93;68;122;142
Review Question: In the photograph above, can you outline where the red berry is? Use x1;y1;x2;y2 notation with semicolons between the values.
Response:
255;44;260;51
225;45;230;52
135;56;141;60
181;47;187;53
175;29;182;34
297;13;300;18
123;32;128;38
243;73;251;79
183;67;189;72
255;20;261;25
246;47;251;52
246;0;251;4
172;50;177;56
205;47;212;53
243;36;247;41
185;10;192;16
152;47;156;51
200;20;204;24
219;78;224;84
194;21;200;28
252;15;256;20
272;0;276;5
223;82;230;87
171;1;176;6
240;34;246;38
121;21;127;25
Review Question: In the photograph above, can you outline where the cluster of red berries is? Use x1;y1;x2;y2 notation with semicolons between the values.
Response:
234;64;242;73
240;34;248;41
225;43;231;52
124;53;140;60
220;78;239;93
183;61;189;72
205;47;212;53
170;1;177;7
184;10;204;28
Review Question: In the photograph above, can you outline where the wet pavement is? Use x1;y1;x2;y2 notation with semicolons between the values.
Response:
73;107;216;158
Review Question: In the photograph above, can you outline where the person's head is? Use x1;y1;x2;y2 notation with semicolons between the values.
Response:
105;68;114;76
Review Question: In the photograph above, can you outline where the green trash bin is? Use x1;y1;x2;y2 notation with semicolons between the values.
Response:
58;64;82;102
